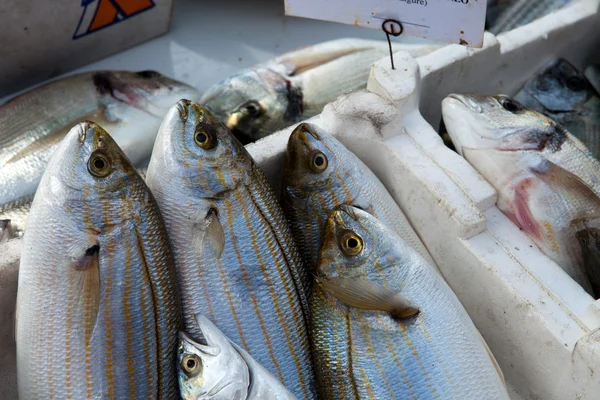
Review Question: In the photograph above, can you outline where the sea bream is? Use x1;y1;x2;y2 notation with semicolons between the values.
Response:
0;70;199;209
178;314;296;400
16;122;182;399
146;101;315;399
282;122;434;270
200;38;440;144
310;205;509;399
442;94;600;296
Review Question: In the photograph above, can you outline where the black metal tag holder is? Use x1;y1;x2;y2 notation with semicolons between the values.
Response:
382;19;404;70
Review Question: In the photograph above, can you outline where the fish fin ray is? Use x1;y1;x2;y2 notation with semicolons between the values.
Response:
513;178;543;240
192;208;225;259
317;276;419;319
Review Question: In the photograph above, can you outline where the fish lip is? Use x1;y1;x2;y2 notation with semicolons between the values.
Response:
447;93;468;105
175;99;192;122
445;93;483;113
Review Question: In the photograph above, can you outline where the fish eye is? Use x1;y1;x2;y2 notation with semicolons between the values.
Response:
309;151;328;173
567;76;587;92
499;97;522;113
181;354;202;377
340;231;363;256
136;70;161;79
194;127;216;149
87;151;112;178
241;101;263;119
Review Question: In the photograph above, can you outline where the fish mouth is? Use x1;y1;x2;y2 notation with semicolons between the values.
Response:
175;99;192;122
445;93;483;113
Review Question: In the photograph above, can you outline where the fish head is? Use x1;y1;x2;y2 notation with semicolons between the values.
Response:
177;315;249;400
522;60;593;112
93;70;200;117
200;67;297;144
46;121;139;202
152;99;251;196
442;94;566;156
284;122;343;195
317;205;391;280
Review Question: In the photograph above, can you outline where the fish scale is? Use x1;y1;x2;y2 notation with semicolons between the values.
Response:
311;206;509;399
146;101;316;400
16;122;181;399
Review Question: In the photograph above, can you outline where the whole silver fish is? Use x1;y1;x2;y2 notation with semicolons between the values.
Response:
489;0;571;34
282;122;434;270
16;122;182;399
0;70;199;209
443;94;600;296
200;38;440;144
146;101;315;399
311;205;509;399
514;59;600;160
178;314;297;400
0;168;148;239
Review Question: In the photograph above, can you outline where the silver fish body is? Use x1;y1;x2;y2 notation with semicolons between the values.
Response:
178;314;297;400
443;94;600;295
16;122;182;399
0;70;199;208
200;38;440;144
311;205;509;399
282;123;434;270
515;59;600;160
146;101;315;399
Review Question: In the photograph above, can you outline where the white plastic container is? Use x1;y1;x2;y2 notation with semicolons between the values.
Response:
248;2;600;398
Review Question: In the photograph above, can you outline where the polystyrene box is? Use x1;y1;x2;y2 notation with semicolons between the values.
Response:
249;1;600;399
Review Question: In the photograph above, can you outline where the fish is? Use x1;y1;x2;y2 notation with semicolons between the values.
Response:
0;70;199;209
442;94;600;296
514;59;600;160
146;100;315;399
200;38;441;144
281;122;434;270
489;0;571;34
15;122;182;399
0;168;148;239
0;237;20;400
178;314;297;400
310;205;509;399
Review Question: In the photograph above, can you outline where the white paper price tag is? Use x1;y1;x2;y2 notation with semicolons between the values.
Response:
285;0;487;48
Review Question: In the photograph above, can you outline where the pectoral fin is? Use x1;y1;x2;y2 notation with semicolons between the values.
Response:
71;244;101;332
192;208;225;259
576;228;600;297
531;160;600;220
317;276;419;319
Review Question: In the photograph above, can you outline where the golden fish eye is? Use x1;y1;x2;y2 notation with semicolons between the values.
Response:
194;127;216;149
340;232;363;256
181;354;202;376
309;151;328;173
87;152;112;178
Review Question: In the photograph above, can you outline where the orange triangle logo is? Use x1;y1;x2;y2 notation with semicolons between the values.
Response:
73;0;155;39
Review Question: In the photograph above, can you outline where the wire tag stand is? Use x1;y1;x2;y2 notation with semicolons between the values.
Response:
382;19;404;70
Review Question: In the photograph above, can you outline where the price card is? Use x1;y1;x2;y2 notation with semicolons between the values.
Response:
285;0;487;48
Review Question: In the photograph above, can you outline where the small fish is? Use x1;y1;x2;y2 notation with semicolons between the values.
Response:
178;314;297;400
442;94;600;296
514;59;600;160
146;101;315;399
200;39;440;144
16;122;182;399
282;122;434;270
311;205;509;399
489;0;571;34
0;70;199;209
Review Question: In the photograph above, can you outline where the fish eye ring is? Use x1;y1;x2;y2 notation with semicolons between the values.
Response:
500;97;522;113
340;231;363;256
181;354;202;376
194;127;216;149
87;152;112;178
309;151;328;173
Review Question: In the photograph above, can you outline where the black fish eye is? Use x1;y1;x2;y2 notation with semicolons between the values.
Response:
136;70;161;79
500;97;522;113
567;76;586;92
241;101;262;118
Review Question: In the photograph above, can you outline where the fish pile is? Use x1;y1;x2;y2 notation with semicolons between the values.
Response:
4;93;511;398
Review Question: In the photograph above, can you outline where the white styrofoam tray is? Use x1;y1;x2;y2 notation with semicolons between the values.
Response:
247;1;600;399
